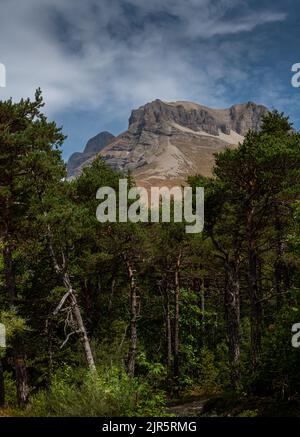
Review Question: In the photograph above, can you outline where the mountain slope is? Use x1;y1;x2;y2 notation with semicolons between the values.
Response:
71;99;268;186
67;131;115;177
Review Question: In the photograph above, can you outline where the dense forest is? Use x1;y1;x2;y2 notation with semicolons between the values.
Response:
1;90;300;417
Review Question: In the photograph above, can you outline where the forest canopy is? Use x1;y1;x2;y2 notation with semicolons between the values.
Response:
0;91;300;417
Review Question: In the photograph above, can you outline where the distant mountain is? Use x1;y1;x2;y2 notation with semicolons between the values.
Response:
67;131;115;177
69;99;268;186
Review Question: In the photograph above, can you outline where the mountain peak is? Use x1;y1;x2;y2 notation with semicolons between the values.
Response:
68;99;268;183
67;131;115;177
128;99;267;137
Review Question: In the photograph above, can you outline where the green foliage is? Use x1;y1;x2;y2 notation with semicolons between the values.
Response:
3;372;17;407
26;365;166;417
236;410;258;417
137;352;167;380
252;303;300;399
198;347;220;395
236;409;258;417
0;309;30;346
1;94;300;417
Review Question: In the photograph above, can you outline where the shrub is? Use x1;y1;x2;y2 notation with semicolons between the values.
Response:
198;347;220;395
26;364;166;417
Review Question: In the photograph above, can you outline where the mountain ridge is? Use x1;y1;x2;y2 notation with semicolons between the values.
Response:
67;99;268;185
67;131;115;177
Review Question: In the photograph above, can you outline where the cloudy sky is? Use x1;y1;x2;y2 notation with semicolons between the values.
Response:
0;0;299;160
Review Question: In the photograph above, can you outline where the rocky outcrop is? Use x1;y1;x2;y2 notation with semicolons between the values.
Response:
128;99;266;136
71;99;268;186
67;131;115;177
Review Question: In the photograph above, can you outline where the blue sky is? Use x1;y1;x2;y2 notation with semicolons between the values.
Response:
0;0;300;160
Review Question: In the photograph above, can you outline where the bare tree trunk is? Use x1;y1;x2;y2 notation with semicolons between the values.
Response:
123;254;139;378
173;251;181;378
48;231;96;372
225;259;241;389
70;289;96;371
57;273;96;372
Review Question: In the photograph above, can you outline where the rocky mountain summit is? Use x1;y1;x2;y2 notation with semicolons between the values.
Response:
68;99;268;186
128;99;265;137
67;131;115;177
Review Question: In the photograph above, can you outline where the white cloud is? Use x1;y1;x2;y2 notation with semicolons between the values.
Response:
0;0;287;123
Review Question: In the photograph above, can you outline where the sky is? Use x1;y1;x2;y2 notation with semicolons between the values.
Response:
0;0;300;161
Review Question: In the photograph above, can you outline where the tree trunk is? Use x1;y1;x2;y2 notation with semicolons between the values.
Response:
274;214;288;309
123;254;139;378
60;272;96;372
70;286;96;371
2;235;30;407
225;259;241;389
13;351;29;407
48;232;96;372
166;298;173;370
3;240;16;304
200;277;205;335
173;251;181;378
108;278;116;318
248;246;262;369
246;205;263;371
